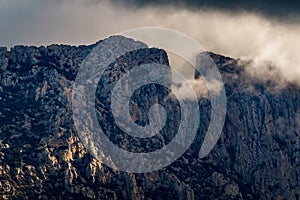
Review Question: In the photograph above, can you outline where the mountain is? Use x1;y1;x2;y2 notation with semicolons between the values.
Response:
0;36;299;199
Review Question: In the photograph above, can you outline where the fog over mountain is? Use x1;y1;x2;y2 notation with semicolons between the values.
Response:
1;1;300;199
1;0;300;86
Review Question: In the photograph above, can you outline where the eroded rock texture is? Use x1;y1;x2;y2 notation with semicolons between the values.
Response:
0;36;299;199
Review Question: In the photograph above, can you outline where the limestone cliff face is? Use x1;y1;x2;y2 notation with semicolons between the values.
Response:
0;36;299;199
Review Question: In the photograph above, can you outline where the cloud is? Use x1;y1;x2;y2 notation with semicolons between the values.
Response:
245;30;300;85
0;0;300;87
170;77;223;100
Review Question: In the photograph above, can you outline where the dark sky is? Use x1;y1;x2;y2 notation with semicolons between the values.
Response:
111;0;300;22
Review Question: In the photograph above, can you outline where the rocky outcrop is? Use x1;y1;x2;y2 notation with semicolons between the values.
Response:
0;36;299;199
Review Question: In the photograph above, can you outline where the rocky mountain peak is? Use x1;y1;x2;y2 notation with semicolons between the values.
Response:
0;36;299;199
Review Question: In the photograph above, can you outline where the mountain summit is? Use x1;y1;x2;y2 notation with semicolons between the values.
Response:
0;36;299;199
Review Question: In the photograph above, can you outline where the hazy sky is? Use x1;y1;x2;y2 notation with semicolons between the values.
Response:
1;0;299;47
0;0;300;85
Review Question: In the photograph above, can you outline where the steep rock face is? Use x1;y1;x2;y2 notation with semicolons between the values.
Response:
195;53;300;199
0;36;299;199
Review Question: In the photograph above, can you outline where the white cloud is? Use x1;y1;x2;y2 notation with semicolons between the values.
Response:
171;77;223;100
